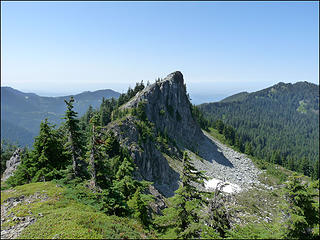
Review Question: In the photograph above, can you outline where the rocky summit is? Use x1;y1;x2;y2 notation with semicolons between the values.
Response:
122;71;203;147
108;71;262;197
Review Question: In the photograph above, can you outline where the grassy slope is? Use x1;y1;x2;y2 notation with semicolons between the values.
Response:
1;127;317;239
1;182;150;239
206;128;319;238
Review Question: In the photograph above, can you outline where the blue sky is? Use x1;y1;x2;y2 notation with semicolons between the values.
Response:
1;1;319;103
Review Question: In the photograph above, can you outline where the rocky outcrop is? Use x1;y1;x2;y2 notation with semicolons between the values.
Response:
109;71;206;197
109;71;262;197
1;191;47;239
122;71;204;148
108;116;180;197
2;149;22;182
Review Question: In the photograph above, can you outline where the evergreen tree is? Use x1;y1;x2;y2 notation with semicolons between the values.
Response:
155;151;208;238
201;182;232;238
223;125;235;145
6;119;68;186
215;120;224;134
311;160;319;180
282;174;319;239
271;151;281;165
64;97;84;178
30;119;68;182
113;156;137;200
127;186;151;226
88;113;100;188
245;142;253;155
85;105;94;124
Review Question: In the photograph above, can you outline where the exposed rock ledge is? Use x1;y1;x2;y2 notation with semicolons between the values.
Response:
2;149;22;182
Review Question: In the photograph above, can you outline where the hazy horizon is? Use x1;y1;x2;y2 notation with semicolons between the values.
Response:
1;2;319;104
1;77;318;105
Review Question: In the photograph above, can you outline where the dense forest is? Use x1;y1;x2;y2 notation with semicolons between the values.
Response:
197;82;319;179
1;80;319;239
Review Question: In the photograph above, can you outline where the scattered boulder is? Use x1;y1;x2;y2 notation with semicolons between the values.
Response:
1;148;22;182
1;191;48;239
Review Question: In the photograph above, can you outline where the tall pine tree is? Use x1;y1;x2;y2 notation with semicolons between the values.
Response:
155;151;208;238
64;97;84;178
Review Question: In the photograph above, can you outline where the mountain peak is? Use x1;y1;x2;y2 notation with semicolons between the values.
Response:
121;71;202;147
162;71;184;83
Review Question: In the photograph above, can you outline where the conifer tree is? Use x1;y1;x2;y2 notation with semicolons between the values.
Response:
127;186;151;226
155;151;208;238
6;119;68;186
282;174;319;239
113;156;137;200
88;113;100;188
30;119;68;182
64;97;83;178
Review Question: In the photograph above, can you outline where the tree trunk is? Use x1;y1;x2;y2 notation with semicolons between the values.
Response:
69;134;79;177
89;125;97;188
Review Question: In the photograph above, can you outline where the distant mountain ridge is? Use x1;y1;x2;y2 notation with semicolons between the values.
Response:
198;81;319;175
220;91;249;103
1;87;120;146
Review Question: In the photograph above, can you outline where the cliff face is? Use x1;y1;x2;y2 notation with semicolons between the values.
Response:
109;71;262;197
122;71;204;148
109;71;204;196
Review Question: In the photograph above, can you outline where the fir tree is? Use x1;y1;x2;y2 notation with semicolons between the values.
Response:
64;97;84;178
155;151;208;238
6;119;68;186
88;113;100;188
282;174;319;239
127;186;151;226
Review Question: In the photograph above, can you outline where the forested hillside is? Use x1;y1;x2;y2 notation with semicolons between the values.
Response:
1;87;120;146
198;81;319;178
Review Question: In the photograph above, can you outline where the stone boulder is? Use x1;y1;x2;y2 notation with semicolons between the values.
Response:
2;148;22;181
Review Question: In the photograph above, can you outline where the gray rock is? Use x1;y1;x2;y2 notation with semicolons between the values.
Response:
107;71;265;198
109;71;205;197
1;148;22;181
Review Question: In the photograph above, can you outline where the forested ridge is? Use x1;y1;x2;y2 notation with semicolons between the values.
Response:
198;81;319;179
0;87;120;146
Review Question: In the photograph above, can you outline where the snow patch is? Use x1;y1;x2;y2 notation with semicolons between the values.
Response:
205;178;241;194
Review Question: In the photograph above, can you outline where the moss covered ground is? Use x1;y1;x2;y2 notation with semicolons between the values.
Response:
1;182;151;239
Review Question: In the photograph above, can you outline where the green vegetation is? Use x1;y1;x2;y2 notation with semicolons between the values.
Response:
6;119;69;187
220;91;249;103
282;175;319;238
4;91;154;229
199;81;319;179
117;81;145;107
191;105;209;130
1;80;319;239
1;182;149;239
159;109;165;116
297;100;307;113
1;87;120;147
1;140;18;175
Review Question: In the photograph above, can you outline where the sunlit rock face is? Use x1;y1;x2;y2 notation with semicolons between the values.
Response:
122;71;203;148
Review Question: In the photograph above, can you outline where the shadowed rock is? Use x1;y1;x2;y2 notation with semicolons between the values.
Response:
2;148;22;182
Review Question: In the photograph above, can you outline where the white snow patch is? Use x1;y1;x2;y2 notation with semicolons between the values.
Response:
205;178;241;194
